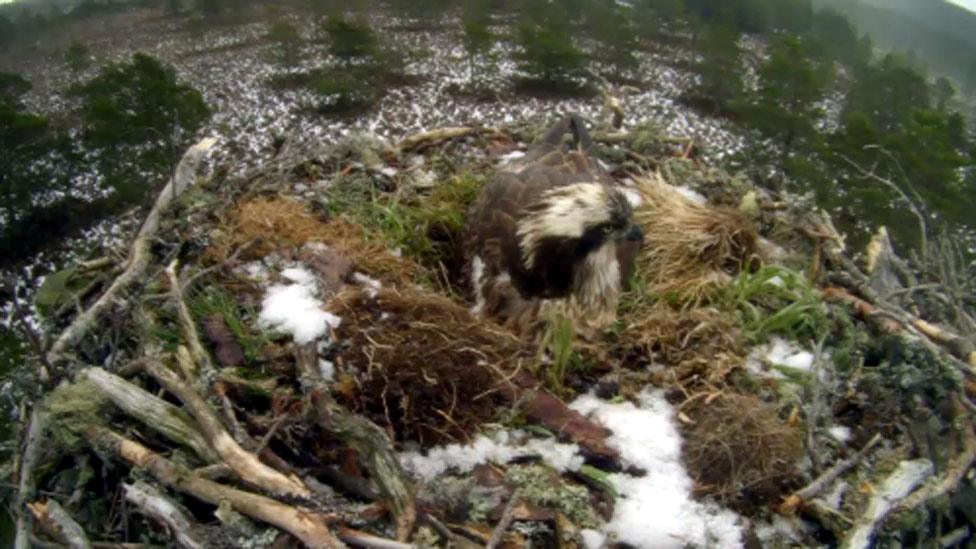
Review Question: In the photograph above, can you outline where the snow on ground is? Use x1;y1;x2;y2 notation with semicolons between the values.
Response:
399;429;585;482
744;336;817;379
571;390;744;549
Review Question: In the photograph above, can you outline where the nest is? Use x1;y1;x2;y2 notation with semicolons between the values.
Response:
208;196;420;284
328;286;534;447
635;173;759;304
680;392;804;511
615;303;744;389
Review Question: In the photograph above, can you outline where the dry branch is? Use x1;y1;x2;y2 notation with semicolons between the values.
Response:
27;500;91;549
143;359;311;498
80;367;218;463
780;433;882;515
48;138;217;363
123;481;205;549
89;426;343;549
896;422;976;513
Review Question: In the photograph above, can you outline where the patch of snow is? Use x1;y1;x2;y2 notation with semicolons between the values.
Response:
318;359;335;382
580;529;607;549
674;185;707;205
828;425;852;444
399;430;584;482
619;187;642;208
745;337;816;379
352;272;382;298
570;390;744;548
258;264;341;344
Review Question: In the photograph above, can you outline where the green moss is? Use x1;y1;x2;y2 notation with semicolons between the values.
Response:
506;464;600;529
41;380;109;451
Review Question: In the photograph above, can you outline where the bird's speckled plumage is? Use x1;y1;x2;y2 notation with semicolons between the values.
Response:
464;115;643;337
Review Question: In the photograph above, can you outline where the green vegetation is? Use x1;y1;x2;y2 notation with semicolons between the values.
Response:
0;73;50;230
690;22;743;113
267;19;303;67
72;52;210;201
586;0;640;77
515;1;589;93
719;266;827;344
461;0;495;84
65;39;92;73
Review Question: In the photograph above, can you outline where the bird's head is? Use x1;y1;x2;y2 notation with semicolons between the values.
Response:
515;183;644;298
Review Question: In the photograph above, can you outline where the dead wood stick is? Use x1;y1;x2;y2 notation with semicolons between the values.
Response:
896;422;976;514
123;481;205;549
166;260;215;379
842;458;934;549
486;488;523;549
14;407;47;549
337;527;412;549
80;368;218;463
780;433;882;515
143;360;310;498
295;344;416;542
27;500;91;549
399;127;478;151
48;138;217;363
89;426;343;549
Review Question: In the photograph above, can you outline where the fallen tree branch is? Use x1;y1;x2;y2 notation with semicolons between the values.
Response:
89;426;343;549
295;344;416;542
780;433;882;515
80;367;218;463
166;260;215;379
143;359;311;498
842;458;934;549
896;421;976;514
337;527;411;549
47;138;217;363
123;481;206;549
27;500;91;549
486;488;522;549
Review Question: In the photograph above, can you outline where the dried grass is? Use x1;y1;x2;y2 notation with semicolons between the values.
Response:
614;303;744;389
328;286;534;447
681;392;804;511
208;196;420;285
635;173;760;305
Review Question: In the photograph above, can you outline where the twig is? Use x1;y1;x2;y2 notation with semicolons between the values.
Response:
896;421;976;514
123;481;205;549
89;426;343;549
48;138;217;363
143;360;310;498
780;433;882;515
337;527;411;549
486;488;523;549
166;260;215;379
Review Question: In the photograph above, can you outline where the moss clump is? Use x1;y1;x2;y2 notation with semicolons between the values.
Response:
506;464;601;529
42;380;109;451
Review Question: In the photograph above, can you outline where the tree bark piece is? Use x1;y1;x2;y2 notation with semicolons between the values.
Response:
519;389;619;464
123;481;206;549
90;426;343;549
143;360;310;499
27;500;92;549
80;368;218;463
48;138;217;363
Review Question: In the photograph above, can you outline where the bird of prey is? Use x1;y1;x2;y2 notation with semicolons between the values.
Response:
464;114;644;337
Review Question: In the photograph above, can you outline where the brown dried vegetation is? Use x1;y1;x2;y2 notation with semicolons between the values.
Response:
680;392;804;511
328;286;534;447
635;173;760;305
208;196;421;284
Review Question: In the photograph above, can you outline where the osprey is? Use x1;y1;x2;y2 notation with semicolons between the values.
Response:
465;115;644;337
